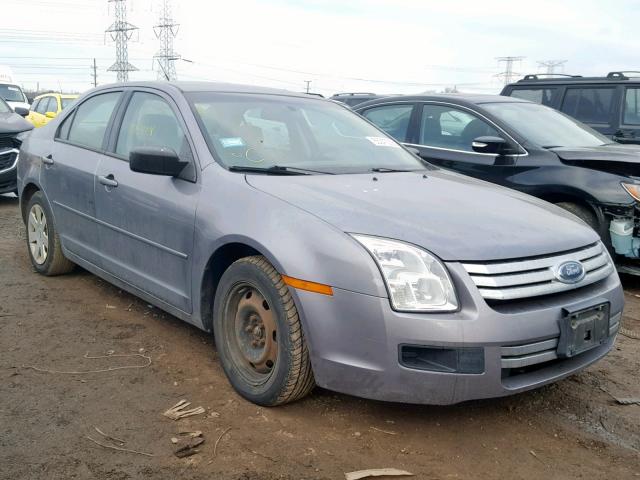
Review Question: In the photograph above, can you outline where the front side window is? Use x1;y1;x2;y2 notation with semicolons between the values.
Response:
483;101;610;148
362;104;413;142
509;88;556;106
35;97;50;114
561;87;615;124
30;98;40;113
67;92;120;150
116;92;189;159
623;88;640;125
419;104;500;152
45;97;58;113
188;93;425;174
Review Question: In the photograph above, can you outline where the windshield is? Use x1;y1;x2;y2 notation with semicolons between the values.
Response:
187;92;426;174
482;102;610;148
0;84;26;103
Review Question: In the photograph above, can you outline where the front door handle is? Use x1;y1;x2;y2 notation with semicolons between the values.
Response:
98;174;118;188
42;154;54;165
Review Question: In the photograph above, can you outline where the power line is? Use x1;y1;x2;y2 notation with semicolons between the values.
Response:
105;0;138;82
537;59;567;74
153;0;180;81
495;56;525;85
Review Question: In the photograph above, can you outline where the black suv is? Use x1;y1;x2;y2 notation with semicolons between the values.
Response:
355;94;640;273
501;72;640;145
329;92;385;107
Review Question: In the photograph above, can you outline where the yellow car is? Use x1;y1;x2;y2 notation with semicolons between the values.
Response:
27;93;78;128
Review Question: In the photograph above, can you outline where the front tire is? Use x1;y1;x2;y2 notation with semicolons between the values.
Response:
213;256;315;406
555;202;598;230
25;191;74;276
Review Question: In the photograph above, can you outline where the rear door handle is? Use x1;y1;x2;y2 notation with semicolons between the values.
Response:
42;154;54;165
98;174;118;188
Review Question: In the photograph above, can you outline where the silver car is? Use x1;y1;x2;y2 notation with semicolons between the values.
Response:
17;82;623;406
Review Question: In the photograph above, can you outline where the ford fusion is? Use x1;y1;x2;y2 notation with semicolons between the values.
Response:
17;82;623;406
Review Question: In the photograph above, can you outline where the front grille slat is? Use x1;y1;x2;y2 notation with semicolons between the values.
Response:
0;134;15;151
0;150;18;171
463;243;613;301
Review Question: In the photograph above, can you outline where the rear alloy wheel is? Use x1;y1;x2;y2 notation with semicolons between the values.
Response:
213;256;315;406
25;191;74;276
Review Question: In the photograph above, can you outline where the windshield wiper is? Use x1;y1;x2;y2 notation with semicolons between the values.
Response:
228;165;332;175
370;167;416;173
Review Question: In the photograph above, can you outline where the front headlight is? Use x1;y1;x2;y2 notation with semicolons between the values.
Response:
352;234;458;312
622;182;640;202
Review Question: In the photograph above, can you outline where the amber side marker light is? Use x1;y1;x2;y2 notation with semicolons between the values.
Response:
282;275;334;296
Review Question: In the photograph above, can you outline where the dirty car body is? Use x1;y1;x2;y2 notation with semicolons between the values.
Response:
18;82;623;405
356;95;640;274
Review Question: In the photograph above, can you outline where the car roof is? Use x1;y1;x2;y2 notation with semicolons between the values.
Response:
35;93;78;99
90;81;316;100
354;93;531;110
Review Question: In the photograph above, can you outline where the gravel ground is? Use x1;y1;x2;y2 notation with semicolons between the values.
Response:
1;193;639;480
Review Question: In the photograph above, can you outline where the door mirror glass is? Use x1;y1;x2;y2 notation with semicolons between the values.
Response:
14;106;29;117
45;111;57;119
129;146;188;176
471;136;508;154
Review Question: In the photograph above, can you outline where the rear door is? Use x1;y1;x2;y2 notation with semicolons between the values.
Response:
559;85;619;137
44;90;123;266
94;89;199;314
616;86;640;144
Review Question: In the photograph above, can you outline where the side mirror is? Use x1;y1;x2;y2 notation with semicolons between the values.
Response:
14;106;29;117
45;111;57;119
471;136;508;155
129;146;188;177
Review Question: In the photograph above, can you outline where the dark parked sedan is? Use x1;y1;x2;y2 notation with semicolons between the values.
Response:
356;94;640;272
0;97;32;194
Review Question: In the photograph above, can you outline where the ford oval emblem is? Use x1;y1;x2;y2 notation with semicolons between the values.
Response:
555;260;585;284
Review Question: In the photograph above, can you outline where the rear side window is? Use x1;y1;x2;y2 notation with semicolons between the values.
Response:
66;92;120;150
362;104;413;142
623;88;640;125
116;92;189;159
509;88;556;106
561;87;615;124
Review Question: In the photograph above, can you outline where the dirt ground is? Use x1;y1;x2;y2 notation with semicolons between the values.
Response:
1;193;639;480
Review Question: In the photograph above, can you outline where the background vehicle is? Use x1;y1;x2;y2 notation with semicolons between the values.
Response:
0;97;32;195
0;82;30;113
17;82;621;407
355;94;640;272
27;93;78;128
329;92;385;107
501;72;640;145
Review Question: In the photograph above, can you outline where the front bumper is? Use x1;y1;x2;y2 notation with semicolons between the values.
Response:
294;263;623;405
0;149;19;194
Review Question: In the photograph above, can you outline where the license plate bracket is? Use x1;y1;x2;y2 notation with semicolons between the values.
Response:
557;302;610;358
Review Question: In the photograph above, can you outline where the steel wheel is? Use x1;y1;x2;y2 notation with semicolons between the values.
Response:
28;204;49;265
224;283;278;383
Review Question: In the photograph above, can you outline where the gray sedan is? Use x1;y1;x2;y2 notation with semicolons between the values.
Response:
17;82;623;406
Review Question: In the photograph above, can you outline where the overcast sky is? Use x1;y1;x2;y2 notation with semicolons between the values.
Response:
2;0;639;96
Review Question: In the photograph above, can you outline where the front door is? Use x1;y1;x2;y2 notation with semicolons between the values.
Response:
94;90;198;314
410;103;517;184
42;90;122;266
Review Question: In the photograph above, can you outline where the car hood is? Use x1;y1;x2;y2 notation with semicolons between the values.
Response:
246;169;598;262
0;111;33;134
551;144;640;175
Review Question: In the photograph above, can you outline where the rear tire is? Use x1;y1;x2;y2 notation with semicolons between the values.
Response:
25;191;74;276
213;255;315;406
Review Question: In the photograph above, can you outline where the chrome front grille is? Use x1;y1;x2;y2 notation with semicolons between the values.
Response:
462;243;613;301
